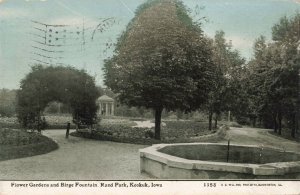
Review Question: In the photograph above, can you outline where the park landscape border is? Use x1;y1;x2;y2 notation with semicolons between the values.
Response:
70;125;229;145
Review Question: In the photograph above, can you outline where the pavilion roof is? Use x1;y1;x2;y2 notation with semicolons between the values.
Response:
97;95;114;102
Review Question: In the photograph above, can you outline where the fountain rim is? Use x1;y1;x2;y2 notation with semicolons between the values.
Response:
139;143;300;176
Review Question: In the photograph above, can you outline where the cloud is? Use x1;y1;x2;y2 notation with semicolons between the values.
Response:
281;0;300;3
49;16;99;26
117;0;134;15
272;0;300;3
54;0;83;17
226;35;253;50
268;0;300;3
0;8;28;18
25;0;47;2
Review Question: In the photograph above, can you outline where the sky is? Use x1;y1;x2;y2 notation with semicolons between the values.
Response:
0;0;300;89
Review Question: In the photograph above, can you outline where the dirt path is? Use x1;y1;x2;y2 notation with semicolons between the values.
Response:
225;127;300;152
0;130;149;180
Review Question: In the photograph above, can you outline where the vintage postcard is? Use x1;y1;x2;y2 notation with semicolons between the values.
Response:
0;0;300;194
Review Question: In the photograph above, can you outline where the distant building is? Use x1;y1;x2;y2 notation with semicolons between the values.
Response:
96;95;114;116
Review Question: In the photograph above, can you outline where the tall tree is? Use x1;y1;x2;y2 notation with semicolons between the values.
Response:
247;13;300;137
271;13;300;137
207;30;245;129
103;0;216;140
246;37;272;128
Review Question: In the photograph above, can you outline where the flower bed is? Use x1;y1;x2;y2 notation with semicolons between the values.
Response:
0;128;46;146
93;120;214;140
0;117;20;129
161;121;215;139
101;118;137;127
0;128;58;161
71;122;228;145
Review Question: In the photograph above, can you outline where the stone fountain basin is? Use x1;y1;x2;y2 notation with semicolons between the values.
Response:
139;143;300;179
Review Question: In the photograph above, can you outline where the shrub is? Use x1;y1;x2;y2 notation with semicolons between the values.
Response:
236;116;250;126
145;129;154;138
0;105;15;117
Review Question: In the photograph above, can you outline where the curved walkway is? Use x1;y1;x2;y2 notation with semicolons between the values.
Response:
0;130;149;180
0;127;299;180
225;127;300;152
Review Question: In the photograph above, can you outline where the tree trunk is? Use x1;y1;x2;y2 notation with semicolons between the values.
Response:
291;114;296;138
278;112;282;135
176;110;181;121
252;117;256;127
214;113;218;129
296;113;299;136
76;113;79;131
208;111;213;131
273;114;278;133
154;107;163;140
228;111;231;122
37;111;41;134
259;117;262;127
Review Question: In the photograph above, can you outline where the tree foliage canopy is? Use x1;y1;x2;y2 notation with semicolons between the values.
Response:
103;0;216;139
242;12;300;135
204;30;245;129
17;65;99;130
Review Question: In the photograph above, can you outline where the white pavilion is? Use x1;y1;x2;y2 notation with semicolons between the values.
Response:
96;95;114;116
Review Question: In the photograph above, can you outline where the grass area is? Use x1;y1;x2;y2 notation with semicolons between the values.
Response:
0;128;58;161
269;129;300;143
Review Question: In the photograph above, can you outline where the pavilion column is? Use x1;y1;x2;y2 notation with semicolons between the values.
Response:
99;103;102;115
112;102;114;116
106;103;108;116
